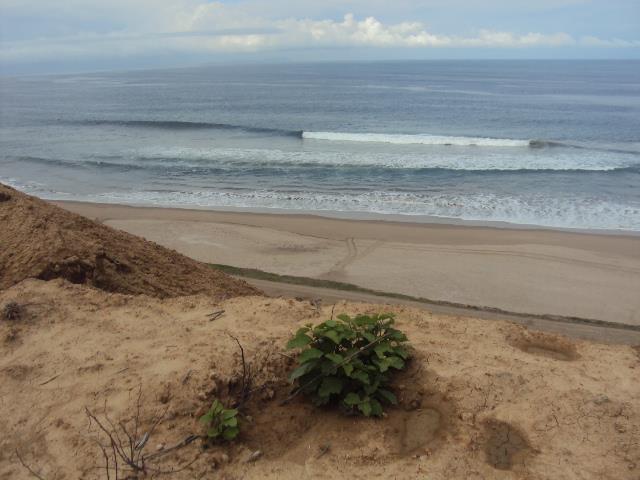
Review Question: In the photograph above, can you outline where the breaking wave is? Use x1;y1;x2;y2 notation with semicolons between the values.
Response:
66;119;640;154
302;131;531;147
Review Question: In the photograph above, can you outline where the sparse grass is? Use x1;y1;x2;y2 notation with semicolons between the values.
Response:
210;264;427;301
2;301;22;321
209;264;640;333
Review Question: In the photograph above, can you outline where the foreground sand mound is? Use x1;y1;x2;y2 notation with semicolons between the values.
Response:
0;184;260;298
1;279;638;479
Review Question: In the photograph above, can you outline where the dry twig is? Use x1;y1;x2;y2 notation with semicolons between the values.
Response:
228;334;252;411
207;310;225;321
85;388;199;478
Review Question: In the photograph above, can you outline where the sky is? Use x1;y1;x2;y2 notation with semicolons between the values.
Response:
1;0;639;74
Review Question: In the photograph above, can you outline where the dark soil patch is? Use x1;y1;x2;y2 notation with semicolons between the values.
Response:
509;331;579;361
483;419;533;470
398;408;443;454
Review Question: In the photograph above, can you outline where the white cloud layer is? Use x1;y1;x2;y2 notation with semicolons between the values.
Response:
1;1;638;63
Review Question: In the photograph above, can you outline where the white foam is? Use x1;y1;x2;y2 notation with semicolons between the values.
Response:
302;131;530;147
88;189;640;231
133;146;630;171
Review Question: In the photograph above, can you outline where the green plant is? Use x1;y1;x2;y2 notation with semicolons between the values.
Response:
286;312;409;417
199;399;240;441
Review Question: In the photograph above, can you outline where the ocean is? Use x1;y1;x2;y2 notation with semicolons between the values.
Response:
1;60;639;231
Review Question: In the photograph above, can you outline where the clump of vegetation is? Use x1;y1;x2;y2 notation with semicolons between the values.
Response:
200;399;240;441
286;312;409;417
2;301;22;321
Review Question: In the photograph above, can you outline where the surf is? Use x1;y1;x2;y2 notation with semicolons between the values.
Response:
302;131;531;147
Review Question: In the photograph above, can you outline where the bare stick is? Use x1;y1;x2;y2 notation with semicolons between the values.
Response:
39;374;60;386
207;310;225;321
144;434;200;462
228;334;251;411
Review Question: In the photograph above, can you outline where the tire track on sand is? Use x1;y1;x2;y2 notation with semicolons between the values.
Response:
326;237;358;277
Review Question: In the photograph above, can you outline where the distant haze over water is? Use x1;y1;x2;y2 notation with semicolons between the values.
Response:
1;60;639;231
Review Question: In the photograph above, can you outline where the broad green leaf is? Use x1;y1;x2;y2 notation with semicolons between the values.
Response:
318;376;343;397
325;352;344;364
363;378;381;396
370;399;383;417
343;392;361;405
286;332;313;349
342;363;354;375
211;400;224;414
222;426;239;440
199;412;213;424
362;332;376;342
391;331;408;342
207;426;221;438
222;409;238;420
320;359;338;375
358;400;372;417
373;356;390;372
377;389;398;405
322;329;342;344
288;361;315;382
393;346;409;359
223;416;238;428
374;343;392;358
355;315;376;326
387;356;405;370
299;347;324;364
336;314;351;322
351;369;369;385
325;319;337;327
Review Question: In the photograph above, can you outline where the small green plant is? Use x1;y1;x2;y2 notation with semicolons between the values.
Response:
286;312;409;417
199;399;240;441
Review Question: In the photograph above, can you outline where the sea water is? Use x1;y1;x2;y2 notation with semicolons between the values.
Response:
1;60;639;231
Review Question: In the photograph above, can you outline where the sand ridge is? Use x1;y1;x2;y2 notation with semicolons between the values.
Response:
0;184;260;299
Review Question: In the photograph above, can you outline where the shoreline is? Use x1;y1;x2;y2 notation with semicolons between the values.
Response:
55;199;640;327
52;199;640;237
53;199;640;239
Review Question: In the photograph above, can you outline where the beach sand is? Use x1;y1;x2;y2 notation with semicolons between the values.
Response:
56;201;640;326
2;279;639;479
2;189;639;479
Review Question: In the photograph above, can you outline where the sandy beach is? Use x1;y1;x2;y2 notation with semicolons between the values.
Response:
56;201;640;326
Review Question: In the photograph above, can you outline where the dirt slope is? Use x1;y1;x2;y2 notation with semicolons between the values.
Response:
0;184;259;299
1;279;638;479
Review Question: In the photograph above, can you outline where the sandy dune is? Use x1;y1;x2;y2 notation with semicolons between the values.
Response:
57;201;640;325
0;184;259;299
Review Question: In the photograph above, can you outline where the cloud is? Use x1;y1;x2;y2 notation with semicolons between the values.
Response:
0;2;638;65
